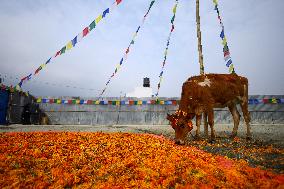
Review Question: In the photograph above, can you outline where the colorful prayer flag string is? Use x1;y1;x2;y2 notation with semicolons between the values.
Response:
99;0;156;98
17;0;123;89
213;0;235;74
155;0;179;97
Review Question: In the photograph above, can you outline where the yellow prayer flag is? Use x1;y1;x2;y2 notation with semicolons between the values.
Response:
160;100;165;105
95;100;100;105
41;63;46;68
67;41;73;50
36;98;42;103
116;64;121;70
173;4;177;14
271;98;277;104
222;37;227;46
76;100;80;104
133;32;137;38
96;15;103;24
116;101;120;106
57;99;62;104
213;0;218;6
164;49;168;56
138;100;142;105
229;64;234;73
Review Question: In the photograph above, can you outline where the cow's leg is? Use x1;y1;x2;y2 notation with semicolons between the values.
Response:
207;109;216;141
228;104;240;138
195;114;202;140
240;100;252;140
203;112;209;138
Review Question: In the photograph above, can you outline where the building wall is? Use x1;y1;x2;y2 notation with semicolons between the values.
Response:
38;96;284;125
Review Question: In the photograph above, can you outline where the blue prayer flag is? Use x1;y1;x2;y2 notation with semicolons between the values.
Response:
220;30;225;39
102;8;110;18
46;58;51;64
72;36;77;47
226;59;232;67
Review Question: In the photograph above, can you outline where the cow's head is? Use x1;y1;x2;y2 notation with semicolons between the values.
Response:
167;111;193;145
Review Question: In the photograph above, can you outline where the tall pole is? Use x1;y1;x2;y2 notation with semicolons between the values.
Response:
196;0;204;75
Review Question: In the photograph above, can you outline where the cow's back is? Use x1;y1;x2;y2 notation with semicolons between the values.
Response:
182;74;248;108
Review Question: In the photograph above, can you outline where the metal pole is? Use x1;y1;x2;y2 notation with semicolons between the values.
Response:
196;0;205;75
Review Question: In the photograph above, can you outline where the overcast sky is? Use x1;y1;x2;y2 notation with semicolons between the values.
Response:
0;0;283;97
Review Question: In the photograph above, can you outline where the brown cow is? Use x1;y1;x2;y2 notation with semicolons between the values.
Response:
167;73;251;145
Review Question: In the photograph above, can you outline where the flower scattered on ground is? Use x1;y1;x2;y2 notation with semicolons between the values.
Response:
0;132;283;188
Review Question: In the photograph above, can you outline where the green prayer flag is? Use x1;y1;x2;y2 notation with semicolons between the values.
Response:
60;46;66;54
171;15;175;24
130;40;135;44
72;100;76;104
89;20;96;31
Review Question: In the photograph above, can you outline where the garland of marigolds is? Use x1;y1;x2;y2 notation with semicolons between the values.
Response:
99;0;156;98
213;0;235;73
17;0;123;89
155;0;179;97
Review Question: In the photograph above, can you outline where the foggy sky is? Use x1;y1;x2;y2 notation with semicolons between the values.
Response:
0;0;283;97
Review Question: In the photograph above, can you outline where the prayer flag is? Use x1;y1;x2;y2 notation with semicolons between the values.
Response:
116;0;122;5
27;74;32;80
229;64;234;73
72;36;78;47
224;55;231;62
46;58;51;64
223;45;229;52
171;24;175;32
60;46;66;55
83;27;89;37
173;4;177;14
213;0;218;6
96;15;103;24
136;26;140;33
102;8;110;18
36;98;42;103
130;40;135;44
55;51;61;57
220;29;225;39
222;37;227;46
171;15;175;24
224;51;230;57
226;59;232;67
66;41;73;50
89;20;96;31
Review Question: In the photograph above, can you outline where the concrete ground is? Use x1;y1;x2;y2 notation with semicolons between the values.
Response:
1;124;284;147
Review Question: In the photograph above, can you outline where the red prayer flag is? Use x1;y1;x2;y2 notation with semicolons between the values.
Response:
116;0;122;5
263;99;269;104
126;48;130;54
171;25;175;32
224;51;230;57
55;51;61;57
83;27;89;37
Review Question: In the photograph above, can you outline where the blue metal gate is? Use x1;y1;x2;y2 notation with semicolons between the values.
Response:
0;90;9;125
